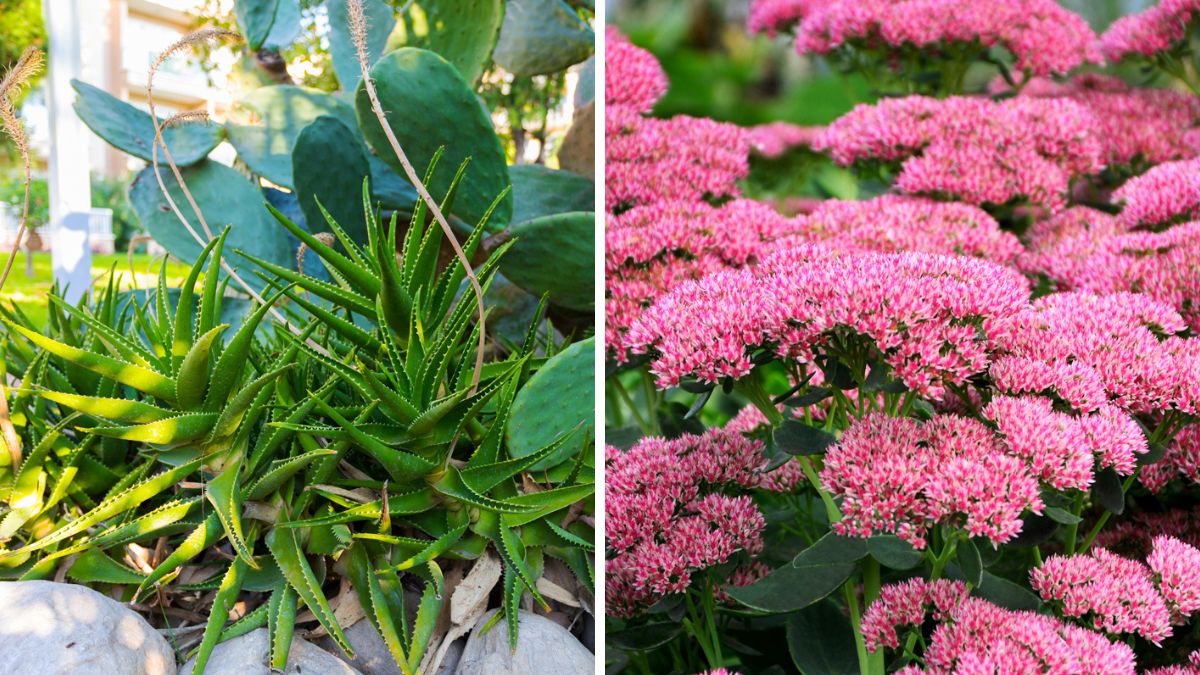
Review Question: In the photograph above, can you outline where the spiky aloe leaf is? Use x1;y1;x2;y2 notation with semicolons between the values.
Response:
37;391;175;424
265;526;354;658
176;325;227;410
191;556;248;674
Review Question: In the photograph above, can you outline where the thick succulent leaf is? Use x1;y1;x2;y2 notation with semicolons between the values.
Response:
493;0;594;77
509;164;594;225
385;0;505;85
226;85;359;188
265;527;355;658
245;449;337;500
501;483;595;527
128;160;297;292
191;556;248;674
507;337;594;469
234;0;279;49
5;321;177;402
38;391;174;424
175;325;227;410
71;79;222;165
461;429;575;493
206;460;257;568
137;512;222;600
204;286;290;409
326;0;395;91
378;523;468;573
84;413;217;445
67;549;147;584
5;458;202;557
267;581;298;670
207;363;292;443
500;212;595;311
309;396;438;482
261;202;381;295
356;48;512;230
431;466;535;514
276;488;437;528
293;116;371;246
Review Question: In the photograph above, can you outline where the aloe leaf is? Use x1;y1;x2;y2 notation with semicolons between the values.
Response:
431;467;535;514
66;549;147;584
47;296;157;370
281;288;379;352
240;251;377;317
407;565;443;671
190;556;248;674
204;285;290;409
461;428;576;493
501;483;596;527
197;229;228;336
245;449;337;501
172;232;223;362
358;363;419;425
264;202;381;295
207;364;293;444
309;396;437;482
136;513;221;599
89;497;201;549
267;581;298;670
276;488;436;528
176;325;228;410
265;527;354;658
5;322;177;402
38;391;175;424
377;523;468;573
7;458;202;557
206;460;257;568
501;558;522;650
498;522;548;611
84;413;218;445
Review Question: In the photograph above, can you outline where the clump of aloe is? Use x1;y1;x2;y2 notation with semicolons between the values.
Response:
0;161;594;672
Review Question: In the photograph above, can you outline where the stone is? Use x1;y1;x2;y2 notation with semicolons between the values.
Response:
179;628;362;675
455;609;592;675
436;636;465;675
316;619;400;675
0;580;176;675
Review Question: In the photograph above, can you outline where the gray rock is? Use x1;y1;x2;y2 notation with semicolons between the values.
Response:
0;580;176;675
179;628;361;675
455;609;592;675
436;637;465;675
316;620;399;675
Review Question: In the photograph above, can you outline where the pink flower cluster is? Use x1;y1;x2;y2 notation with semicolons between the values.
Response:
795;195;1023;264
1112;158;1200;229
628;248;1030;398
1095;508;1200;557
1142;425;1200;491
746;121;824;158
605;30;749;210
794;0;1101;77
863;579;1137;673
606;199;799;359
815;96;1104;211
820;413;1043;547
1102;0;1200;61
605;428;778;617
1011;74;1200;168
747;0;828;37
1033;537;1200;643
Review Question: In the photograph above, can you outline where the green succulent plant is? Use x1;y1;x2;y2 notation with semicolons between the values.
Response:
0;160;594;672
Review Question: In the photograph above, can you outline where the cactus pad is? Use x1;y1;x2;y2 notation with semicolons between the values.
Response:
501;211;595;311
506;337;595;470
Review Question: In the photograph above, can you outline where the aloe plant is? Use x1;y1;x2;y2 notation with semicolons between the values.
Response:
0;157;594;671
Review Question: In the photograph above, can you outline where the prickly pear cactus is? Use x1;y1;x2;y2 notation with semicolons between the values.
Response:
501;211;596;311
507;337;596;470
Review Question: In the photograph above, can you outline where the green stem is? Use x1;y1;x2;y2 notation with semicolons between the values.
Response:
1064;492;1084;555
638;369;662;435
684;590;718;669
736;372;784;426
797;455;842;523
1079;474;1138;552
863;558;885;675
610;375;653;435
844;581;871;675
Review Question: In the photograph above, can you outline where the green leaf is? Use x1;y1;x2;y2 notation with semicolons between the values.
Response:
85;413;217;445
265;527;355;658
787;600;860;675
500;212;595;311
385;0;505;85
226;85;360;188
234;0;279;49
137;513;222;600
192;557;248;674
276;488;437;528
206;460;257;569
867;535;923;570
973;571;1040;611
267;582;298;670
608;622;682;652
774;420;838;456
293;116;371;246
67;549;147;584
71;79;222;165
507;338;595;470
508;164;594;225
356;48;511;229
793;532;868;567
727;560;854;614
38;391;175;424
128;160;297;292
493;0;594;77
1044;506;1082;525
958;538;984;587
1091;467;1125;515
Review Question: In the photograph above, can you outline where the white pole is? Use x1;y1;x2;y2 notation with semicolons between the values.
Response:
43;0;93;303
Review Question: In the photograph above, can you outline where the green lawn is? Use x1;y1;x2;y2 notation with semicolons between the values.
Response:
0;252;192;326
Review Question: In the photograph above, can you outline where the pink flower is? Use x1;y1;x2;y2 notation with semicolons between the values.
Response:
1113;159;1200;229
747;0;830;36
816;96;1103;211
795;0;1101;77
795;195;1023;264
1102;0;1200;61
1147;536;1200;620
861;578;969;650
1032;548;1174;644
821;413;1043;548
605;428;773;617
605;28;667;115
1141;425;1200;492
629;249;1029;398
